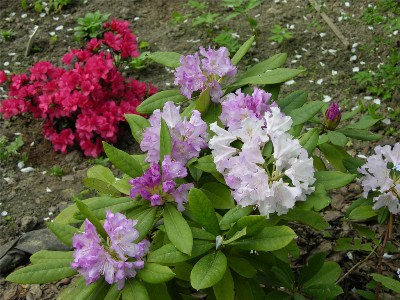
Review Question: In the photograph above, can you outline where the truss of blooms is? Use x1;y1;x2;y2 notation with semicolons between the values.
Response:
140;101;208;164
174;47;237;102
209;88;316;216
0;19;157;157
71;211;150;290
129;155;193;211
358;143;400;214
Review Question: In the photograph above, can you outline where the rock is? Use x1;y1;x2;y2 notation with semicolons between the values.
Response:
0;249;27;275
15;228;71;254
331;194;345;210
48;206;57;213
27;284;42;299
65;150;81;163
61;174;74;182
3;283;18;300
60;188;76;201
20;216;38;232
323;210;342;222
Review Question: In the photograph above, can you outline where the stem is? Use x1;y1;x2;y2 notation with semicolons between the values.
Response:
374;213;393;299
335;249;376;285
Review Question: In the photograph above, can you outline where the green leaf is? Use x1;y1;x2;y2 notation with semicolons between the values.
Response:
47;222;79;247
87;165;115;183
228;257;257;278
226;215;266;238
298;252;326;285
298;184;330;211
348;205;378;220
327;131;348;147
74;196;136;221
233;68;303;88
234;276;266;300
57;277;86;300
231;35;255;65
271;265;295;289
302;262;341;288
138;263;175;284
188;188;220;236
372;273;400;293
289;101;324;126
213;268;234;300
148;52;181;68
125;114;150;143
303;284;343;299
313;155;327;171
201;182;235;209
164;203;193;255
223;227;247;244
191;227;216;241
299;128;320;155
159;118;172;163
30;250;73;265
104;284;121;300
239;53;287;79
190;251;227;290
315;171;356;190
147;240;214;264
194;155;218;173
122;279;149;300
337;129;382;141
6;262;77;284
83;178;121;196
277;90;308;115
230;226;296;252
75;200;108;240
219;206;254;227
137;90;186;114
135;207;158;241
103;142;143;178
318;142;352;172
181;101;196;118
144;283;172;300
282;209;330;231
343;157;365;174
195;88;211;115
344;115;381;130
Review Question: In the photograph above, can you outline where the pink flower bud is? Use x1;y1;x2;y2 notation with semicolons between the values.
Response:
324;102;341;130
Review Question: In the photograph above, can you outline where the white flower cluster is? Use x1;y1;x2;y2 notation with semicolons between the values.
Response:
209;106;316;217
358;143;400;214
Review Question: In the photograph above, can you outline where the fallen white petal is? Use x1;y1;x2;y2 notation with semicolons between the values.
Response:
21;167;35;173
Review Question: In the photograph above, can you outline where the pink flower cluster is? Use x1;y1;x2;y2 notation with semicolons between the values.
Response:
0;19;157;157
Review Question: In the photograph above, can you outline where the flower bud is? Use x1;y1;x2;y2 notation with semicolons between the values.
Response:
324;102;341;130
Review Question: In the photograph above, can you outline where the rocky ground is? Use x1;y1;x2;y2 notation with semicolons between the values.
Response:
0;0;399;299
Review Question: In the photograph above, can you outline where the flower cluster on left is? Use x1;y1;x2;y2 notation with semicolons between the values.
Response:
0;19;157;157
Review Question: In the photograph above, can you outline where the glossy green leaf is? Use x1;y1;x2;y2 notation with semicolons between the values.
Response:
219;206;254;227
233;68;303;88
337;128;382;141
159;118;172;163
302;262;341;288
122;279;149;300
228;257;257;278
87;165;115;183
315;171;356;190
191;227;216;241
213;267;234;300
46;222;78;247
188;188;220;236
135;207;158;241
201;182;235;209
222;227;247;245
318;142;352;172
125;114;150;143
298;252;326;285
303;284;343;299
6;262;77;284
75;200;108;240
191;251;227;290
137;90;186;114
344;115;381;130
164;203;193;255
282;209;330;231
289;101;324;126
194;155;218;173
138;263;175;284
83;178;120;196
231;35;255;65
30;250;73;265
327;131;348;147
343;157;365;174
230;226;296;252
348;205;378;220
226;215;266;238
148;51;181;68
298;184;330;211
277;90;308;115
103;142;143;178
372;273;400;293
144;283;172;300
104;284;121;300
195;88;211;115
147;240;214;264
239;53;287;79
299;128;320;155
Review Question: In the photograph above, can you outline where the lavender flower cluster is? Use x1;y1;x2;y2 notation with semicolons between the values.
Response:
359;143;400;214
71;211;150;290
174;47;237;102
209;87;316;216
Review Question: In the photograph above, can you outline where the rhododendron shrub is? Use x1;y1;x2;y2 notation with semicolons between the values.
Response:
7;38;394;299
0;19;157;157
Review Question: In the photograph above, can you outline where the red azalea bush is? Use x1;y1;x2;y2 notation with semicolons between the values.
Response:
0;19;157;157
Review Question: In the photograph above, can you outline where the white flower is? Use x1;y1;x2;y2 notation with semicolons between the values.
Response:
373;192;400;214
264;106;292;136
271;133;302;170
